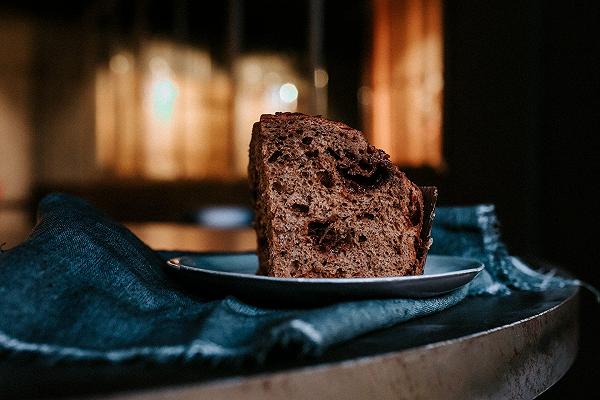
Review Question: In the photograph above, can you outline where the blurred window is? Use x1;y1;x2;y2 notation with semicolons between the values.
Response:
364;0;443;168
93;0;443;180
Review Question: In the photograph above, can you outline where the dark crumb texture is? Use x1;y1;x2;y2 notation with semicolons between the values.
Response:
249;112;437;278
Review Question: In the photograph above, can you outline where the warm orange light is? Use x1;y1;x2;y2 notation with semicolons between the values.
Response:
367;0;444;168
231;54;307;176
96;43;310;180
95;41;232;180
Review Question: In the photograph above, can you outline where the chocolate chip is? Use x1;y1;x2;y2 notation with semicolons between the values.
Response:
337;162;391;188
268;150;283;163
272;181;284;193
409;201;421;226
414;236;425;260
326;147;342;160
308;220;330;241
307;219;352;253
359;159;372;171
317;170;334;188
291;203;309;213
302;136;313;145
305;149;319;158
359;212;375;220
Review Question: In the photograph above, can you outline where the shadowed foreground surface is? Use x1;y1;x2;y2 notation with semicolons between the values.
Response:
0;286;578;399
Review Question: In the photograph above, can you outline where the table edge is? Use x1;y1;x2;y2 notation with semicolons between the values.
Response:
95;288;579;400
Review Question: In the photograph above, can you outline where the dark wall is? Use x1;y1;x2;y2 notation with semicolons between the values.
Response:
443;0;599;286
539;1;599;289
539;4;599;396
443;1;599;397
443;0;543;257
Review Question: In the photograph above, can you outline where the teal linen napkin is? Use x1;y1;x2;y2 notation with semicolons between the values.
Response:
0;194;579;364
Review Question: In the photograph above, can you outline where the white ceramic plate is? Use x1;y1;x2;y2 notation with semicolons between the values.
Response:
165;253;483;306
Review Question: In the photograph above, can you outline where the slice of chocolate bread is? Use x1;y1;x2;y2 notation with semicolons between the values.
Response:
249;112;437;278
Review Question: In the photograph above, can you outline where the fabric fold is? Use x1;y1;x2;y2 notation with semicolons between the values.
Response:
0;193;579;365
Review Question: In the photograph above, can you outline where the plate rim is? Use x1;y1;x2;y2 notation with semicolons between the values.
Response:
166;253;484;284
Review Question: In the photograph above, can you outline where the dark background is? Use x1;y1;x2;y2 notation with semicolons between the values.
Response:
440;2;599;396
2;0;599;397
